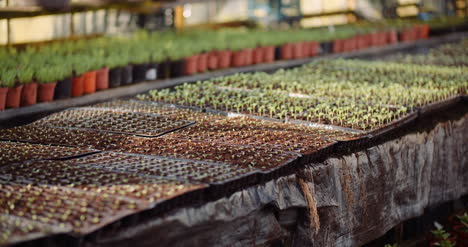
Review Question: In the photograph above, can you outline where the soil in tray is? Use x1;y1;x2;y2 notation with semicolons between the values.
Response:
70;152;258;185
0;180;140;235
0;124;142;150
0;141;94;167
36;108;194;137
165;117;336;155
122;137;300;171
1;159;204;204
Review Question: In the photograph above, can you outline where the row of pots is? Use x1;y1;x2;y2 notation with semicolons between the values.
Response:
0;26;431;112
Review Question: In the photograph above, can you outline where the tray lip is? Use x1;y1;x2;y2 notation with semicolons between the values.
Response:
417;94;463;116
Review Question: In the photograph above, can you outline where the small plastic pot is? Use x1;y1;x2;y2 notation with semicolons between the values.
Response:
109;67;122;88
198;53;208;73
6;85;23;108
38;82;57;102
309;42;319;57
83;71;97;94
54;78;72;100
121;65;133;85
145;63;158;80
280;44;293;59
217;50;232;69
292;43;303;59
253;47;264;64
207;51;219;70
171;59;186;78
320;41;333;55
387;30;398;44
132;64;148;83
158;61;171;79
263;46;275;63
231;50;246;67
96;67;109;90
333;40;344;53
184;55;199;75
72;75;84;97
244;48;254;66
21;82;38;106
0;88;8;111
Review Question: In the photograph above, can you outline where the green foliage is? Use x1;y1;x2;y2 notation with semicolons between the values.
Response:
17;67;34;84
0;69;17;88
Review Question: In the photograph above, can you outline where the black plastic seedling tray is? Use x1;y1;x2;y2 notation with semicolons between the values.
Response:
36;107;195;138
0;141;99;167
67;151;259;186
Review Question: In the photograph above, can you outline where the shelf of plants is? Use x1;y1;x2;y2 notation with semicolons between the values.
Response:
0;38;466;246
3;16;465;112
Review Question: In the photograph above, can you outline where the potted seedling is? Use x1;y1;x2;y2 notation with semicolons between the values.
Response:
94;54;109;91
35;66;57;102
146;50;164;81
0;69;14;111
18;66;37;107
2;69;22;109
71;56;90;97
130;46;151;84
53;56;73;100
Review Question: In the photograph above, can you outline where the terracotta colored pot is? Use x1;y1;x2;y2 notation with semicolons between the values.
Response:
333;40;343;53
83;71;97;94
207;51;219;70
418;24;430;39
263;46;275;63
291;43;301;59
356;35;367;50
232;50;246;67
21;82;38;106
253;47;264;64
198;53;208;73
38;82;56;102
244;48;254;66
96;67;109;90
280;44;293;59
387;30;398;44
6;85;23;108
218;50;232;69
184;55;199;75
309;42;319;57
0;88;8;111
72;75;84;97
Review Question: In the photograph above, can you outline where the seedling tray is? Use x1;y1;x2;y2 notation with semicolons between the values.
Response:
0;141;98;167
0;124;144;151
36;107;195;138
93;100;224;123
0;179;141;236
0;214;70;246
0;159;204;207
65;151;259;186
120;136;301;173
